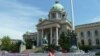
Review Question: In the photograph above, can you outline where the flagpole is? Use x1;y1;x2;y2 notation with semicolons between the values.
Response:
70;0;79;48
70;0;75;30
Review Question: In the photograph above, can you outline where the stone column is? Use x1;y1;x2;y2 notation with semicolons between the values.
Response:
37;30;39;46
84;31;88;45
50;27;52;44
41;29;44;46
77;32;81;45
56;13;58;18
91;30;96;46
56;27;58;45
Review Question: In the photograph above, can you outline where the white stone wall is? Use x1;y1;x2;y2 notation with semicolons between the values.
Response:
76;22;100;47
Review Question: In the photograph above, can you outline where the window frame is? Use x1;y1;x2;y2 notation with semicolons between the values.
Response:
96;38;99;45
80;32;84;37
87;31;91;37
94;30;99;36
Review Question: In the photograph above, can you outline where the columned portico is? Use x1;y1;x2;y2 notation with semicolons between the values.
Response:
37;25;60;46
36;1;72;46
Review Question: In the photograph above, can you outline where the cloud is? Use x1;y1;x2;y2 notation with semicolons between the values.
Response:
0;0;47;39
91;16;100;23
0;27;23;40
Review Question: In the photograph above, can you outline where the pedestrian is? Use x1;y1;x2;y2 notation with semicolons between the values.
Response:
48;48;55;56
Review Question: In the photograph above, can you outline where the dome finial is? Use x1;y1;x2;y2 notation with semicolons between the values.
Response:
55;0;59;3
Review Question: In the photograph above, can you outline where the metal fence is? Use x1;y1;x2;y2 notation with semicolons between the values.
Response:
0;52;95;56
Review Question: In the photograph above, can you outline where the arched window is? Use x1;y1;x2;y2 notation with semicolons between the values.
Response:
95;30;99;36
88;39;91;45
87;31;91;37
81;40;84;45
96;39;99;45
80;32;84;37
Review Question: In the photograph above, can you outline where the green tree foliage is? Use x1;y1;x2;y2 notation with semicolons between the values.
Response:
25;39;33;49
1;36;11;51
49;44;59;50
1;36;22;53
59;30;72;51
10;43;18;52
10;40;21;53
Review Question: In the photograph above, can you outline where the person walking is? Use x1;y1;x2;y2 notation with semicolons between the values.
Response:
48;48;55;56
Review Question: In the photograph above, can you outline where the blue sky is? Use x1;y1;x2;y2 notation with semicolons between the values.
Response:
0;0;100;39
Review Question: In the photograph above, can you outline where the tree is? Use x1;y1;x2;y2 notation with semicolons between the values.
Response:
10;43;18;52
16;40;22;51
1;36;11;51
10;40;22;53
59;30;72;52
25;39;33;49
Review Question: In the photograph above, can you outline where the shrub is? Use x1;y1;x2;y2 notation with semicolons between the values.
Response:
79;45;92;53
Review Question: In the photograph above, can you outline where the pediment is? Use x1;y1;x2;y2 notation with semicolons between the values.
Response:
37;20;61;27
37;20;54;26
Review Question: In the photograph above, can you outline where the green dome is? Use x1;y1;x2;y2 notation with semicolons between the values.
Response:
52;1;64;11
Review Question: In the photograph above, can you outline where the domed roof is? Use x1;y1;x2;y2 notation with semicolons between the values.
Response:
51;1;64;11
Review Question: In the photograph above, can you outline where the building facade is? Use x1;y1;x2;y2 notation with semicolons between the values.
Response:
36;1;72;46
23;32;37;41
23;32;37;46
76;22;100;47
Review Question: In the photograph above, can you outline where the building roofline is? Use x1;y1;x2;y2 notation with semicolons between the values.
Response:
75;22;100;29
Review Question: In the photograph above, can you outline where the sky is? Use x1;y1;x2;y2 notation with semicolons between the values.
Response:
0;0;100;40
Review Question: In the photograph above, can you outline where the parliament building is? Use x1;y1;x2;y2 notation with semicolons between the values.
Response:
36;1;72;46
23;1;100;48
